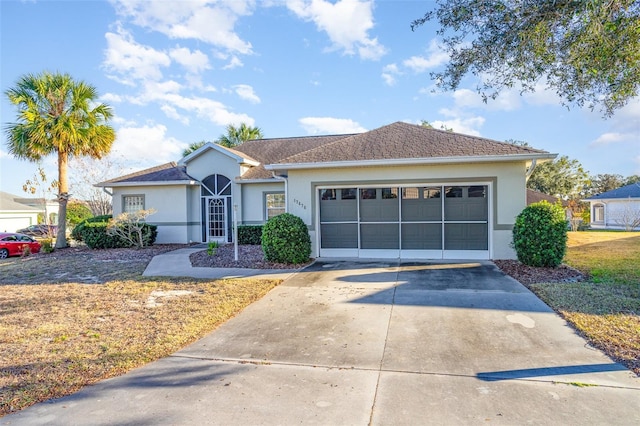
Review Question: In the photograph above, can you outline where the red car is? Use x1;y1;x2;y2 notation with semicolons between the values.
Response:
0;233;42;258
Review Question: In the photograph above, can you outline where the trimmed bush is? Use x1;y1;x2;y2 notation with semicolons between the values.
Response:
261;213;311;264
512;201;568;267
71;215;112;242
238;225;263;245
80;221;158;249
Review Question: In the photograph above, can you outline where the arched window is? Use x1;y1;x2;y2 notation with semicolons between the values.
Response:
201;174;231;196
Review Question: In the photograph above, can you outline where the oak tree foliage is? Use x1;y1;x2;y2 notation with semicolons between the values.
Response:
412;0;640;117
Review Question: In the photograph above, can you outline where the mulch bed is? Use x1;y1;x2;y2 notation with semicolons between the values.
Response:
189;244;311;270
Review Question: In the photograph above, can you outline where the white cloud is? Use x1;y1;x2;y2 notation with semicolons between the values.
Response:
0;149;9;159
233;84;261;104
160;105;190;125
103;26;171;83
402;40;449;73
112;123;186;164
287;0;386;60
453;88;521;112
299;117;366;134
381;63;400;86
223;56;244;70
591;98;640;147
121;79;253;126
169;46;211;74
101;93;123;103
432;109;485;137
111;0;253;54
591;132;628;146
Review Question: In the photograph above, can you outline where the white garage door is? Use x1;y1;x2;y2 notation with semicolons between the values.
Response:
0;216;35;233
319;185;490;259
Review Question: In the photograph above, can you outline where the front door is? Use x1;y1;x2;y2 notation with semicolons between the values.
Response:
207;197;226;242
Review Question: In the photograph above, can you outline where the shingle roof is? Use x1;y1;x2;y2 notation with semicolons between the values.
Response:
0;191;41;212
97;162;195;185
233;134;352;179
526;189;559;205
274;122;548;165
585;182;640;200
98;122;554;185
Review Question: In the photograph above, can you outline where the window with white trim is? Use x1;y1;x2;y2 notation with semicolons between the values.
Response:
123;195;144;213
593;204;604;223
265;193;285;220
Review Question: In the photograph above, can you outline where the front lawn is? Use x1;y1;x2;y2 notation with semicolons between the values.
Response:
528;231;640;376
0;246;280;416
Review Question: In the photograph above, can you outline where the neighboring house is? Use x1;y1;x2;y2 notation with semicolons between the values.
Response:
526;189;559;206
584;182;640;230
96;122;556;259
0;191;43;232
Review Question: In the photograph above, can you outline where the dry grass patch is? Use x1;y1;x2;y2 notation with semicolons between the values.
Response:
526;231;640;376
0;245;280;416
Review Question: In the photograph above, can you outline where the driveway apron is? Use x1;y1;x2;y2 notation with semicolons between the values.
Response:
4;260;639;425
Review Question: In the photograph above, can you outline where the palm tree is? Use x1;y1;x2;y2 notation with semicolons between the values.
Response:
182;140;208;157
5;71;116;248
216;123;263;148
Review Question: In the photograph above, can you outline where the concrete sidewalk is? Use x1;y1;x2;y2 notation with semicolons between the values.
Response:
4;260;639;425
142;247;299;280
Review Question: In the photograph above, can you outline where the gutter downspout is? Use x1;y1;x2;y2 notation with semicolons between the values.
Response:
525;159;537;182
102;187;113;196
271;172;288;213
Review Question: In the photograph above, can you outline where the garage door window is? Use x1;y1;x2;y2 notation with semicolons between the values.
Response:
320;188;358;248
320;185;489;255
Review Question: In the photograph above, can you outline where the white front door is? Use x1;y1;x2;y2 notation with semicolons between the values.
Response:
207;197;226;242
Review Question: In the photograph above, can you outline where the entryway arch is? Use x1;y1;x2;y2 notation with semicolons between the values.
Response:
200;174;232;243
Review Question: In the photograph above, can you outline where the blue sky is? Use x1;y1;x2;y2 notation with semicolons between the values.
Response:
1;0;639;198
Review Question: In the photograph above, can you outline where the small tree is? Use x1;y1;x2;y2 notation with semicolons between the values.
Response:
66;201;93;228
70;156;126;216
106;209;157;248
23;165;58;236
512;201;568;267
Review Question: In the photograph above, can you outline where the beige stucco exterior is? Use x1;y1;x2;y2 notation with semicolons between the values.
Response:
101;123;555;259
284;161;528;259
112;185;194;244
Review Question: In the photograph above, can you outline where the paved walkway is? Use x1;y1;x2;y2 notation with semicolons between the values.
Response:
142;247;299;280
4;257;639;425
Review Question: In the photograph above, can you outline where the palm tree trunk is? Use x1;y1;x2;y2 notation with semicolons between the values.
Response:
55;151;69;248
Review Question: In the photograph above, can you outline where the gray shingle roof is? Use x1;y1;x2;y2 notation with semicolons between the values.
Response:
274;122;548;165
0;191;41;211
585;182;640;200
98;122;554;185
97;162;195;185
233;134;352;179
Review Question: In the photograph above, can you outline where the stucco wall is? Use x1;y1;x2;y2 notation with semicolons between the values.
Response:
240;182;285;224
285;161;528;259
112;185;191;243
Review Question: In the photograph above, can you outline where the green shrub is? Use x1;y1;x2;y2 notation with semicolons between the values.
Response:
207;241;219;256
40;238;54;254
512;201;568;267
81;222;157;249
261;213;311;264
71;215;112;242
66;202;93;227
238;225;263;245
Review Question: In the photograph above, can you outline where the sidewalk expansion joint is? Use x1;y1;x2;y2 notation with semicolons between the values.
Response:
167;354;640;391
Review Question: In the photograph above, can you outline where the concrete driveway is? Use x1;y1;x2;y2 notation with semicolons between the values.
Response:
5;260;639;425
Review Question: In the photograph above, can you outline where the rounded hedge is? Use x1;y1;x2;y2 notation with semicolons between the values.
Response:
261;213;311;264
512;201;567;267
